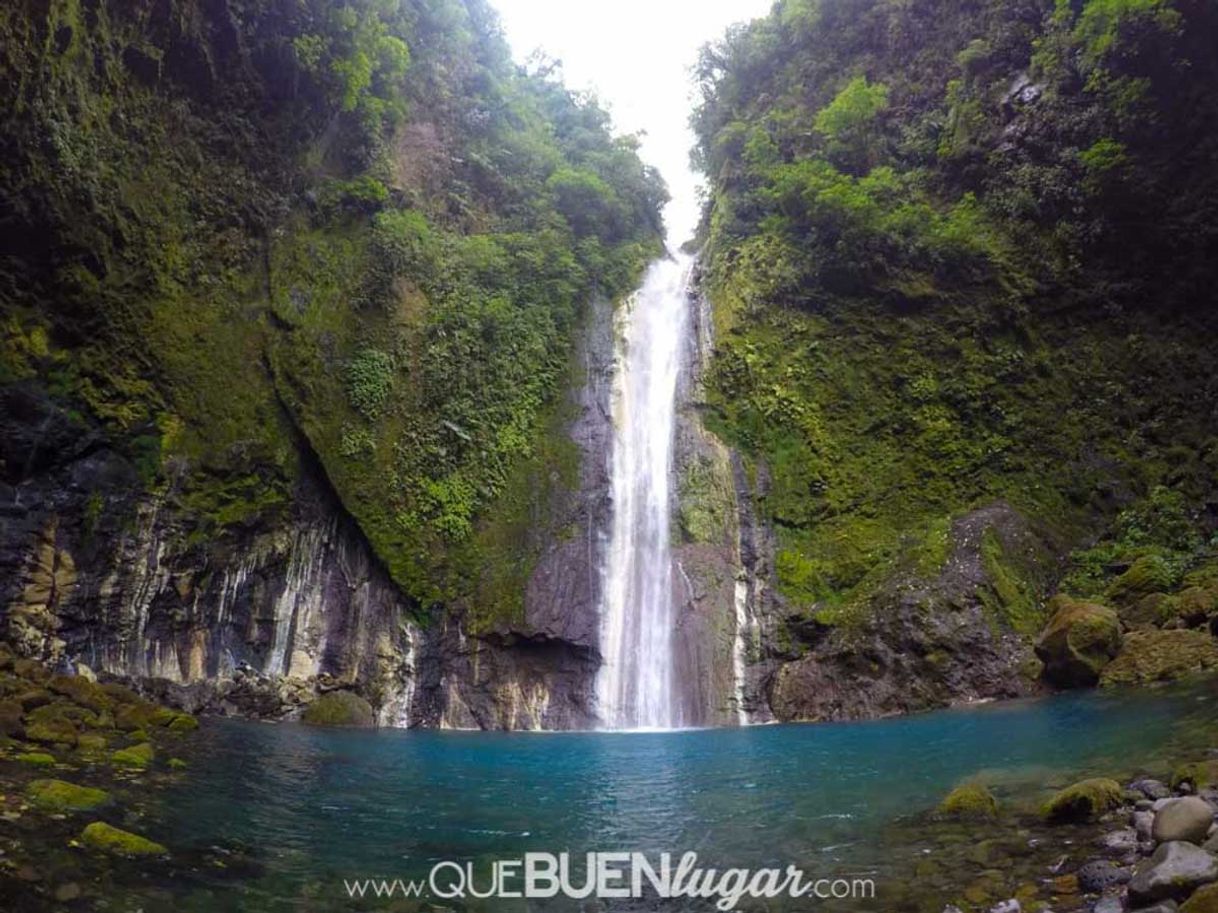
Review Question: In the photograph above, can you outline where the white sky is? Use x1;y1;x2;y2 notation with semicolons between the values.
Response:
491;0;774;245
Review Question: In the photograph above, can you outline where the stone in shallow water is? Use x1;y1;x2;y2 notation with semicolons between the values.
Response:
1133;779;1174;801
1099;827;1140;856
1129;841;1218;904
1078;859;1133;892
1154;798;1216;845
25;779;109;812
1043;778;1124;822
79;821;167;856
1093;896;1124;913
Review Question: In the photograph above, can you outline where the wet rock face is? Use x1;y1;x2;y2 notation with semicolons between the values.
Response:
0;356;607;730
767;502;1052;722
1130;841;1218;904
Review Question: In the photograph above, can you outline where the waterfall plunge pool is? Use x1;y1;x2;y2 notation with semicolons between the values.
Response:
51;678;1218;911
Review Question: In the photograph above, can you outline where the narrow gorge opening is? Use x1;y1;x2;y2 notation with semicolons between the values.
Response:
595;252;695;730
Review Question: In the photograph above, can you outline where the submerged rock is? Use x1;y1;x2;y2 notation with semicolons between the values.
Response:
301;690;375;727
1129;841;1218;904
1035;598;1122;687
79;821;167;856
25;779;109;812
1043;778;1124;822
938;783;1000;819
1134;779;1174;801
1154;798;1215;845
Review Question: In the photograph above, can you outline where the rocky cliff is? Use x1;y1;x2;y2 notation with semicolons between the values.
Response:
0;0;664;728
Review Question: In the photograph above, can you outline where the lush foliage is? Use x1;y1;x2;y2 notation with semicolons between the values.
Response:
0;0;665;620
693;0;1218;628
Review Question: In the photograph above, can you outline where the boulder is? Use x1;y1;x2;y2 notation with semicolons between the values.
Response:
1129;841;1218;904
1182;882;1218;912
1077;858;1132;892
1042;778;1124;822
25;779;109;812
1035;597;1122;687
1154;798;1216;845
1133;779;1174;801
301;690;375;727
1101;629;1218;687
111;741;154;768
937;782;999;819
79;822;167;856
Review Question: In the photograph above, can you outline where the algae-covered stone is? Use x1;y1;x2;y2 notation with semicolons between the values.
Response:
79;821;167;857
0;698;24;737
301;691;375;727
76;733;107;752
24;714;78;747
167;712;199;732
26;778;109;812
1108;554;1177;607
47;675;111;712
1173;760;1218;791
111;741;154;768
15;751;56;766
937;782;999;819
1182;882;1218;912
1035;597;1123;687
168;757;187;770
1100;629;1218;687
1042;777;1124;822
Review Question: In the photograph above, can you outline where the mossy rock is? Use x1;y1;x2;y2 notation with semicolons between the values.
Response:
1177;586;1218;624
111;742;155;768
79;821;167;857
1107;554;1176;607
114;702;159;732
15;689;53;712
1181;881;1218;912
76;733;108;752
1171;760;1218;791
1034;597;1122;687
13;658;50;684
301;691;375;727
15;751;56;766
26;779;110;812
937;782;999;819
98;683;141;705
24;715;78;747
47;675;112;713
1099;628;1218;687
168;757;187;770
1041;777;1123;822
0;698;24;737
167;712;199;732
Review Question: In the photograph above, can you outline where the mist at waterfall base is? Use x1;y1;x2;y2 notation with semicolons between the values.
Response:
133;683;1217;909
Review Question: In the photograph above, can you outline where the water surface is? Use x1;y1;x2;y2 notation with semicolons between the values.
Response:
140;682;1218;910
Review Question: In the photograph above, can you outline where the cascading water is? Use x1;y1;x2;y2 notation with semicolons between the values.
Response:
596;251;693;730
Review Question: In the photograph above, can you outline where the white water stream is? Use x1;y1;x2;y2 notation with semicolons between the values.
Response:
595;253;693;729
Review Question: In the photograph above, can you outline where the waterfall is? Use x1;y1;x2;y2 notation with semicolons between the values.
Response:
596;252;693;730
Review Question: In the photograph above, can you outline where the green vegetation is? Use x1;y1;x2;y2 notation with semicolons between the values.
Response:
0;0;665;624
79;821;167;857
692;0;1218;640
